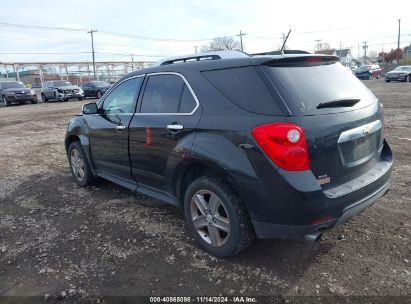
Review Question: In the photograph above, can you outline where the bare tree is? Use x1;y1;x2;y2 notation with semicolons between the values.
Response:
201;37;241;52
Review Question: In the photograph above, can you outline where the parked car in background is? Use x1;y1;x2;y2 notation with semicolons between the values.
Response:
65;50;392;257
354;64;382;80
81;81;111;99
41;80;84;102
385;66;411;82
0;81;37;106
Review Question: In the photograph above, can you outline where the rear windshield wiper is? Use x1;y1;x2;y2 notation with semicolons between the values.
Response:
317;98;360;109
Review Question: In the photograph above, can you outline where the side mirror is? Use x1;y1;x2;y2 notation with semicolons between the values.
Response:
82;103;98;114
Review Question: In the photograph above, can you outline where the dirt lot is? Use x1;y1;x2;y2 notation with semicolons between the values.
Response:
0;81;410;302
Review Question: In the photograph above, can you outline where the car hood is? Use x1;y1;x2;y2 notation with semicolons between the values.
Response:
56;85;80;90
4;88;31;93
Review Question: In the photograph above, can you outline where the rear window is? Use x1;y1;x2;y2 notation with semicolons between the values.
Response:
267;62;376;116
202;67;281;115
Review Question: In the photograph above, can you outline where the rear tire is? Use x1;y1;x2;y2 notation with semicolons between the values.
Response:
385;80;390;83
184;176;255;258
68;141;98;187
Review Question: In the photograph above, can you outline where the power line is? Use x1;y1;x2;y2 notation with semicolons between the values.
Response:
0;22;87;32
0;21;234;42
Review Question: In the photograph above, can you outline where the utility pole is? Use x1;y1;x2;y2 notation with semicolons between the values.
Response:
130;54;134;71
315;39;322;52
237;30;246;51
397;19;401;62
362;41;368;65
87;29;97;79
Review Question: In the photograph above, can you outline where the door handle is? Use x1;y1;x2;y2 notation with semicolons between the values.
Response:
115;125;126;131
167;124;184;131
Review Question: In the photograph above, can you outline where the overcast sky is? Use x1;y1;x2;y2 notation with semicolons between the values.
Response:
0;0;410;65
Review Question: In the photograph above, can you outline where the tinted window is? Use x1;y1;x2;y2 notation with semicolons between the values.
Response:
202;67;280;115
267;62;376;115
178;85;196;113
1;81;26;89
53;81;71;87
103;77;143;114
140;74;185;113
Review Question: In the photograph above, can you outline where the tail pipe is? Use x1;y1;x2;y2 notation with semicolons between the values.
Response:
304;233;323;242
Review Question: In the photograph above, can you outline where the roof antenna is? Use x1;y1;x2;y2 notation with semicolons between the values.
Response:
280;29;292;53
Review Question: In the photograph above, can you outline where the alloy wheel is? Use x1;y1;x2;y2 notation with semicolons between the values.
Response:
70;149;85;182
190;189;231;247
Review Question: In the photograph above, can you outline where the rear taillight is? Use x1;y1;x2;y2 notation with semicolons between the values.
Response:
251;122;310;171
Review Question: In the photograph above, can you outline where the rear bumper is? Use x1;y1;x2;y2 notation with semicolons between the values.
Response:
237;140;393;240
253;180;390;239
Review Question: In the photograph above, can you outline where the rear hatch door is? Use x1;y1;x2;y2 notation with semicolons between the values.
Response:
261;59;384;190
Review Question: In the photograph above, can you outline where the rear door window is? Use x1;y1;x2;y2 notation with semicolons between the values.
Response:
140;74;197;114
266;62;376;116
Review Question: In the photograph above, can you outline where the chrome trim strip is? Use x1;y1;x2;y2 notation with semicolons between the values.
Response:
338;120;382;143
134;72;200;116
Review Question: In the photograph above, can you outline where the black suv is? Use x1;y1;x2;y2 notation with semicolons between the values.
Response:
65;51;393;257
0;81;37;106
81;81;111;99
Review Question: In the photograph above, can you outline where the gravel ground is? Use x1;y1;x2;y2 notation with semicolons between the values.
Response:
0;81;410;303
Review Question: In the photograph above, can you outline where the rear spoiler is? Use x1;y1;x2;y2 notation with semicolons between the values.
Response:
263;55;339;66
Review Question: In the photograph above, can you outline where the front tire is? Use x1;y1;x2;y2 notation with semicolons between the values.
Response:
41;94;48;102
68;141;98;187
184;176;255;258
2;95;10;107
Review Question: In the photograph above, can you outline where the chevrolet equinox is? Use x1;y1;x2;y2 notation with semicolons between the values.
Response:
65;50;393;257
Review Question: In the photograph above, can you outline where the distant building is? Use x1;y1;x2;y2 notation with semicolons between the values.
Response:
334;48;353;66
0;69;90;87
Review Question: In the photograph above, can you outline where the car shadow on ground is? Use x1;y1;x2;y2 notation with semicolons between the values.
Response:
2;171;335;294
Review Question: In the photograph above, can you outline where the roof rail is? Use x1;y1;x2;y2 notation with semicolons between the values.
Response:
252;50;310;56
154;50;249;66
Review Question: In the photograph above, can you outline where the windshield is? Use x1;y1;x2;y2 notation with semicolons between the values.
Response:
267;62;376;116
1;81;26;89
53;81;72;87
394;66;411;71
357;65;371;72
92;81;109;87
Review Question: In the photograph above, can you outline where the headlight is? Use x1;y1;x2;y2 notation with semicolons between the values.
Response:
78;88;84;94
30;89;36;94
